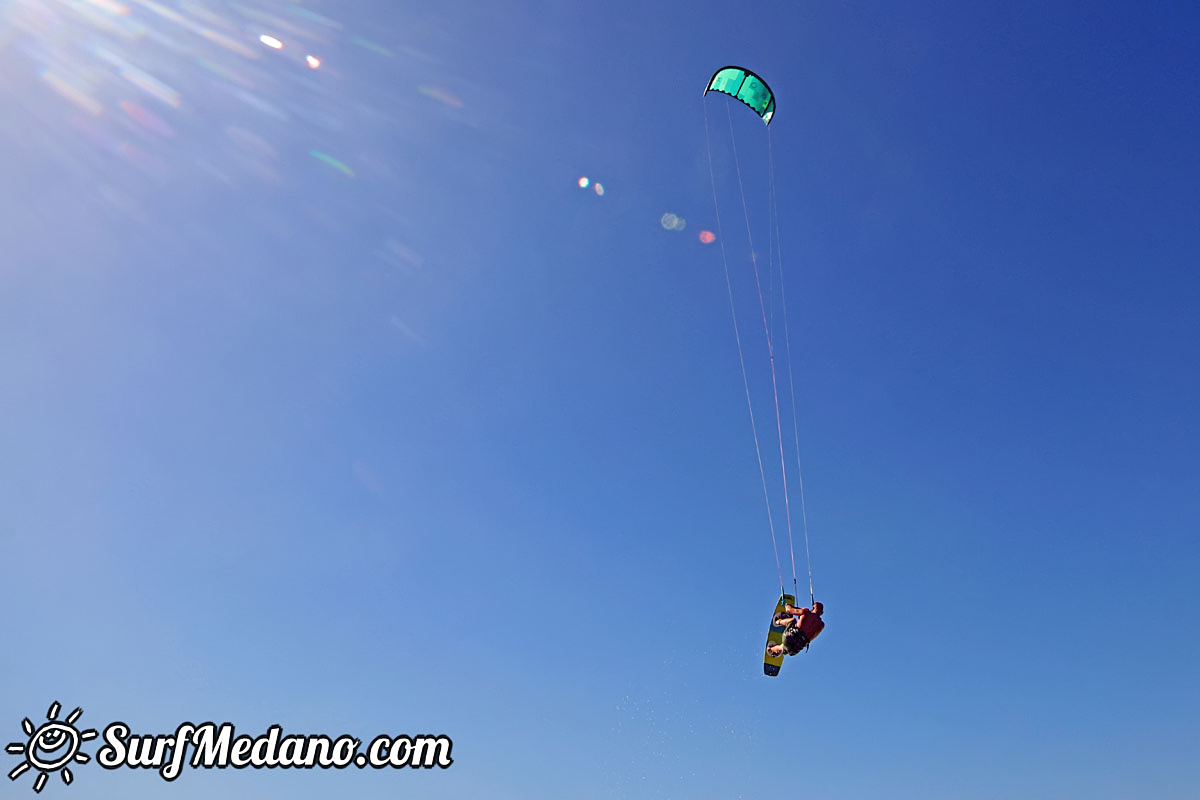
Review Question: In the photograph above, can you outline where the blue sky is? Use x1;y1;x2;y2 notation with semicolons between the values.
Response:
2;1;1198;798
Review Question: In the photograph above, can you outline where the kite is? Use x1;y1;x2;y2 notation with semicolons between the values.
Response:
704;66;775;125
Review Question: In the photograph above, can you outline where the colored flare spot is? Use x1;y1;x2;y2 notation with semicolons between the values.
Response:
120;101;174;137
699;230;716;244
351;37;393;57
259;34;283;49
41;71;103;116
310;150;354;177
225;126;276;159
418;85;463;109
578;177;589;188
306;55;321;69
119;65;181;108
84;0;130;15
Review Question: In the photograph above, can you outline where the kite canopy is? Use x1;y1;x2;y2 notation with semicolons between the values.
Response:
704;66;775;124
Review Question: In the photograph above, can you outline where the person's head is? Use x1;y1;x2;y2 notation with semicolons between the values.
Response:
812;601;824;615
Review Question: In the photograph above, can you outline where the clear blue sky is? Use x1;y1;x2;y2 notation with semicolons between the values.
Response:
2;1;1198;798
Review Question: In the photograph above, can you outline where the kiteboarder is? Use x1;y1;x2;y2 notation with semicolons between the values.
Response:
766;601;824;657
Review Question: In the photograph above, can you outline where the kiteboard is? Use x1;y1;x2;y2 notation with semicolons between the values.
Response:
763;593;796;677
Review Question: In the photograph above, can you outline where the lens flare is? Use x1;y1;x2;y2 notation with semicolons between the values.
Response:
661;213;687;231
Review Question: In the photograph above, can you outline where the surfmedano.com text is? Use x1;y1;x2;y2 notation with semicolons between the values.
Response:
96;721;454;781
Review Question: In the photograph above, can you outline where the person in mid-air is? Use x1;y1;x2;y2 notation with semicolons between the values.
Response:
766;601;824;658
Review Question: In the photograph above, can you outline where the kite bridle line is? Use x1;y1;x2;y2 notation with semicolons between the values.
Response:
768;129;816;609
704;87;816;609
703;99;785;593
725;101;803;604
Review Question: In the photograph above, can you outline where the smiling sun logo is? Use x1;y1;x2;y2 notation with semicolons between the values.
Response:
6;702;98;793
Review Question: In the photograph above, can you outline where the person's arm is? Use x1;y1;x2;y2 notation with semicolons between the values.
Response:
783;604;806;617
